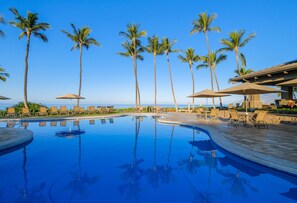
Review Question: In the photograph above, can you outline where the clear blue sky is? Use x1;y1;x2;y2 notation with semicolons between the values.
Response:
1;0;297;106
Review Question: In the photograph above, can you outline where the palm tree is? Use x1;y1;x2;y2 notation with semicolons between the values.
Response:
197;51;227;107
0;15;5;37
0;67;9;82
162;38;179;112
61;24;100;106
119;24;147;108
220;30;255;76
10;8;50;109
146;36;163;112
178;48;200;110
233;53;253;76
191;12;221;107
118;41;144;108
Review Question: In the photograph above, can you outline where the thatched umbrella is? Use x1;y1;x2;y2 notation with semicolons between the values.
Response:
218;82;284;115
188;89;230;108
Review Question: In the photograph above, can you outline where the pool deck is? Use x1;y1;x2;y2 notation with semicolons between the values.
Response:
1;112;297;176
158;112;297;176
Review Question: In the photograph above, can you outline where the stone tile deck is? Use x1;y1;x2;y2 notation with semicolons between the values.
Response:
158;113;297;176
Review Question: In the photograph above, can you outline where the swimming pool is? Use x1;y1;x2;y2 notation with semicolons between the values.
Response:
0;116;296;202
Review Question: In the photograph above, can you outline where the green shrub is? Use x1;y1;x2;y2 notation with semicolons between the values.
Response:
11;102;48;114
146;106;153;112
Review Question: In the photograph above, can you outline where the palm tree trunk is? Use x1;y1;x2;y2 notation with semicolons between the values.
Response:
135;58;141;107
154;54;157;113
23;35;31;109
213;66;222;108
190;65;195;110
166;54;178;112
77;45;83;106
132;56;138;109
204;32;215;108
235;49;241;76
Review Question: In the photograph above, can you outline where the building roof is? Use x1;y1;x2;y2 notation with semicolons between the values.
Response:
230;59;297;82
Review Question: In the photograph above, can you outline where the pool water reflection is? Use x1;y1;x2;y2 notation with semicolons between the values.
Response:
0;116;297;203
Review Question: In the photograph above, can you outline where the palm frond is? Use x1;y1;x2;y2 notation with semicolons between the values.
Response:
33;32;48;42
239;32;256;47
196;63;208;70
239;53;246;67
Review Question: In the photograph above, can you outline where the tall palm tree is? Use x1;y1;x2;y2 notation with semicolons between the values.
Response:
119;24;146;108
10;8;50;109
191;12;221;107
0;67;9;82
118;41;144;107
61;24;100;106
220;30;255;76
146;36;163;112
0;15;5;37
178;48;200;110
162;38;179;112
197;51;227;107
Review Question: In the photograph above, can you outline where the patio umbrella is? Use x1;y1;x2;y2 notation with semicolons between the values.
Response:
218;82;284;116
188;89;230;98
0;95;10;100
56;93;85;100
188;89;230;108
276;78;297;86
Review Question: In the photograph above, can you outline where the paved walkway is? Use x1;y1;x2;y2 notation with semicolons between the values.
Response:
158;113;297;176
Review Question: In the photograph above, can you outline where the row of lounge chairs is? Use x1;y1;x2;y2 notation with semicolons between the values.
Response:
5;106;114;117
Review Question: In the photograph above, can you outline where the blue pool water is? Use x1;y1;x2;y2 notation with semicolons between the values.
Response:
0;116;297;203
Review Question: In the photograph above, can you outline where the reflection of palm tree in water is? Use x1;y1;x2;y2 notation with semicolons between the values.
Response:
178;130;201;173
63;123;99;201
15;147;47;203
118;116;144;197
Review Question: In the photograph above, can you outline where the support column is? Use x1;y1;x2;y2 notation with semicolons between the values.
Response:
281;86;293;100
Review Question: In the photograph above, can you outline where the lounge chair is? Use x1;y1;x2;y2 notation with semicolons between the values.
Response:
49;107;59;115
138;106;143;113
209;109;219;121
72;106;81;114
196;109;204;120
252;111;268;128
228;104;233;109
101;107;107;114
228;110;245;126
6;107;16;117
60;106;68;115
97;107;103;114
36;107;48;116
87;106;96;114
154;106;163;113
79;107;85;114
108;106;114;113
20;108;31;117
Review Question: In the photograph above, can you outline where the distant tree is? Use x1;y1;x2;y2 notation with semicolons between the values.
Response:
162;38;179;112
197;51;227;107
146;36;163;112
220;30;255;76
178;48;200;110
0;67;9;82
191;12;221;108
119;24;147;108
61;24;100;106
10;8;50;109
